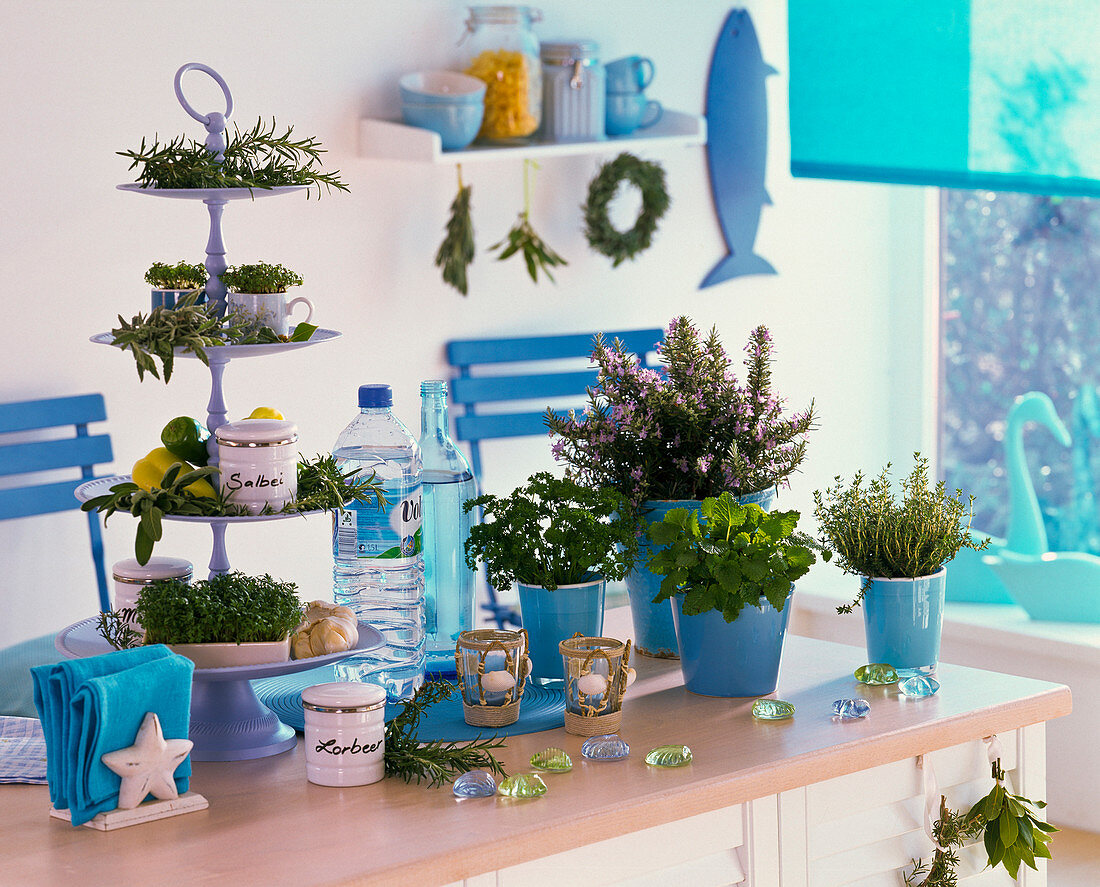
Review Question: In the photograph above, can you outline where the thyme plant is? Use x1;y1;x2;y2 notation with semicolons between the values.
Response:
547;317;816;508
812;454;988;613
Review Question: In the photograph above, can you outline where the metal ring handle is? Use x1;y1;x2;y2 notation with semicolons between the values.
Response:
174;62;234;125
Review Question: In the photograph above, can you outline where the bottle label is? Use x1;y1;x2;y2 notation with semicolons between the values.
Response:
334;485;423;565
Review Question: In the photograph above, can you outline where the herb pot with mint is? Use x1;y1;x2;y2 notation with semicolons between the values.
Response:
463;473;637;683
548;318;816;658
648;493;816;696
813;454;987;676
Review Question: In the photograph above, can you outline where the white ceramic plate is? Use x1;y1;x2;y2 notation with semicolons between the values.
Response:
74;475;322;523
116;183;308;201
89;327;342;359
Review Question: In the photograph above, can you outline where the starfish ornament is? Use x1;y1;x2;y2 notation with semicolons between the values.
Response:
101;712;193;809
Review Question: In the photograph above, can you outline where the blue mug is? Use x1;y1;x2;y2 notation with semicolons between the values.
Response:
605;93;662;136
605;56;655;93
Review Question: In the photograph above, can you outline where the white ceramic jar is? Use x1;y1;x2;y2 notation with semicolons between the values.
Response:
112;556;193;634
215;418;298;514
540;40;605;141
302;682;387;787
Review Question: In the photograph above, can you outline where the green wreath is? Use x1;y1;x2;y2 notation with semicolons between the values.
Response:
583;153;670;267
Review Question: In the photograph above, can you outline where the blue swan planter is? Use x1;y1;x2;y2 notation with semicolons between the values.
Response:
947;391;1071;603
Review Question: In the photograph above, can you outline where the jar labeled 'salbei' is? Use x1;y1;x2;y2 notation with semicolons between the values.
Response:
462;5;543;139
215;418;298;514
302;682;386;787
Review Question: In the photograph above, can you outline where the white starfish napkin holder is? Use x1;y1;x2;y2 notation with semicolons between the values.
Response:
49;711;208;831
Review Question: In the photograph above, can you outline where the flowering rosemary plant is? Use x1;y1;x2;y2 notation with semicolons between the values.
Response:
546;317;816;509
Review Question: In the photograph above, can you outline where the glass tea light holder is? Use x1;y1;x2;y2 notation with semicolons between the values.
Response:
454;628;532;727
559;634;636;736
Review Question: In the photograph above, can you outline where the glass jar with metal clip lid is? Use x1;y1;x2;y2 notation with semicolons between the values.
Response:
461;5;543;139
540;40;605;142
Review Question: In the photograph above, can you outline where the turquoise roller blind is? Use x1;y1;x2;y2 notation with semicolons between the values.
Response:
788;1;1100;197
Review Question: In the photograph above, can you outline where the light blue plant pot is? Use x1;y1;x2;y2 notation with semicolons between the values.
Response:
672;590;792;697
628;488;776;659
517;577;605;683
861;569;946;675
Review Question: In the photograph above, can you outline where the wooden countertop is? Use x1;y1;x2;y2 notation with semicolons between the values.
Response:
2;612;1071;887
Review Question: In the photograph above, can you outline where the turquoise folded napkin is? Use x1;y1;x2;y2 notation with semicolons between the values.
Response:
31;645;193;825
69;655;193;825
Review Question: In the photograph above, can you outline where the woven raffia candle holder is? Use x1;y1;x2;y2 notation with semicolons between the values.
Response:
454;628;531;727
559;634;635;736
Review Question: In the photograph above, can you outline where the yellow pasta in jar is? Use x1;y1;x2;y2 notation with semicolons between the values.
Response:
466;49;540;139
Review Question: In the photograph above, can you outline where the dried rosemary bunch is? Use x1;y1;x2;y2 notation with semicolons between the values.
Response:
812;453;988;613
435;168;475;296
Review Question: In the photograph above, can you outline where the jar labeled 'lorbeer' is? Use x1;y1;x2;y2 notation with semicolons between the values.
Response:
462;5;543;139
302;682;386;787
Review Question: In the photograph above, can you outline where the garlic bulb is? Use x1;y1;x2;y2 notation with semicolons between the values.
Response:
292;600;359;659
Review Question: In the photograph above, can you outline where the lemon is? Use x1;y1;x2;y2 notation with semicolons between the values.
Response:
247;407;284;420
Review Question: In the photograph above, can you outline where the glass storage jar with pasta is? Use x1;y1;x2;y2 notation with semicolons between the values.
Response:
462;6;542;140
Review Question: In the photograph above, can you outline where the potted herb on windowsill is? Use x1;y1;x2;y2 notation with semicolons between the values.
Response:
547;317;816;659
106;572;305;668
647;493;816;696
813;454;988;676
463;472;638;683
145;260;207;311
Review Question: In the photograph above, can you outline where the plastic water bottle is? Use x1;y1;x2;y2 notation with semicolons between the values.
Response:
419;380;478;673
331;383;425;700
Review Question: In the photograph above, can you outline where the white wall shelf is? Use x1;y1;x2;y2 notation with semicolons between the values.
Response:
359;110;706;163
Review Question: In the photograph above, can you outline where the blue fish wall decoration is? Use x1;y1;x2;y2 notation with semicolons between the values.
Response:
701;9;777;288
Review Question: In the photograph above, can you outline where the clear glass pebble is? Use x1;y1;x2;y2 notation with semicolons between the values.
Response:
580;734;630;761
530;747;573;772
644;744;693;768
452;770;497;798
832;698;871;719
497;773;548;799
752;699;795;720
899;675;940;698
854;663;899;685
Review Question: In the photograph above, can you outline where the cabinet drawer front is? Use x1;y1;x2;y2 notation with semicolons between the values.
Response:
495;805;746;887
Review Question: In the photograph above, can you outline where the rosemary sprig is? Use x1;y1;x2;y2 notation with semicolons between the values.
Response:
96;608;142;650
491;159;567;284
905;796;985;887
384;681;508;787
435;166;475;296
277;454;388;514
119;117;349;199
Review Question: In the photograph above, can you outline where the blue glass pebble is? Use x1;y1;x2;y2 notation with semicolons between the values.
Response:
899;675;940;698
832;698;871;719
452;769;497;798
581;734;630;761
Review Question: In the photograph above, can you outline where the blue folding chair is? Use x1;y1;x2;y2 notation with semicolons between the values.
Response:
0;394;114;613
446;328;664;627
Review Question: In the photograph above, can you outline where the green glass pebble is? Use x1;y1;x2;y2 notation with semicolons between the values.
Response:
752;699;795;720
854;663;900;685
530;747;573;772
497;773;548;799
644;744;693;768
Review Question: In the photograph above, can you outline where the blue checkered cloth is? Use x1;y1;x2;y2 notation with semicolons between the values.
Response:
0;716;47;784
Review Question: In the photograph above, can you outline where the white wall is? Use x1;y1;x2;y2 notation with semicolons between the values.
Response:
0;0;928;647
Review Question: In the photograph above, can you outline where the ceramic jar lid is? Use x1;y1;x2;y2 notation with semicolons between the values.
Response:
112;556;193;583
302;682;386;712
215;418;299;447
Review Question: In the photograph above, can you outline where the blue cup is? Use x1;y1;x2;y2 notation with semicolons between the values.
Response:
151;288;206;311
605;93;662;136
605;56;655;93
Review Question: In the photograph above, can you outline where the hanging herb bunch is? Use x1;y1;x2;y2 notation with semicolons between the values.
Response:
435;165;476;296
583;152;670;266
491;159;568;284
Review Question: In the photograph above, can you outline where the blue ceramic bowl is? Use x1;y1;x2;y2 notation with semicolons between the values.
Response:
401;99;485;150
398;71;486;105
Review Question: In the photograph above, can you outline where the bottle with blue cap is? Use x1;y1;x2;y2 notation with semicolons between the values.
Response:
331;383;425;700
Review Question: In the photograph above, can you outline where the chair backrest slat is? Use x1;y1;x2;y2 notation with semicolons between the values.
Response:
454;411;564;444
446;329;662;367
0;394;107;434
0;479;90;520
451;369;599;407
0;435;114;478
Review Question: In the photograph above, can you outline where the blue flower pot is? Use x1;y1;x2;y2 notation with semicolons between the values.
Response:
627;489;776;659
861;569;946;676
672;590;792;697
517;578;605;683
